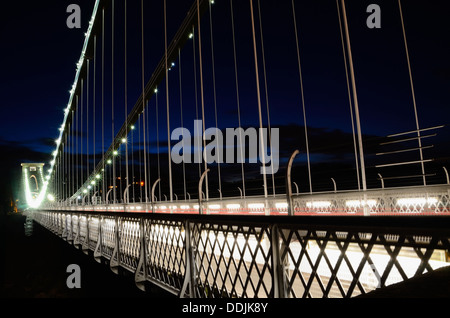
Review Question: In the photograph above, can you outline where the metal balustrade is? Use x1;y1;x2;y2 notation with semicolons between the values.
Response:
43;185;450;216
31;210;450;298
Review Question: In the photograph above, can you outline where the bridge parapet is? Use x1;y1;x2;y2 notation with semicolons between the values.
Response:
42;184;450;216
31;209;450;298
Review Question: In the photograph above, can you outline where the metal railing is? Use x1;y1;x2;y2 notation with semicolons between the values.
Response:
31;210;450;298
44;184;450;216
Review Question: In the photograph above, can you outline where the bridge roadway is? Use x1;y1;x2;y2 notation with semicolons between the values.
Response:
31;186;450;298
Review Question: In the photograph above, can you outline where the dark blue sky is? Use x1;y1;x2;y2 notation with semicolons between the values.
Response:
1;0;450;200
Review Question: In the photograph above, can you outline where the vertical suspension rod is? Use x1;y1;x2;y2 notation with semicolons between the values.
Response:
250;0;268;198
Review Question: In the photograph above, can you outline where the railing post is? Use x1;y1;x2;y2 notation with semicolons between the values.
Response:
180;220;197;298
110;216;120;274
123;184;132;204
443;167;449;185
94;215;102;263
331;178;337;193
378;173;385;189
82;214;90;255
198;169;210;215
271;224;288;298
69;213;74;243
286;150;299;216
135;217;147;292
106;188;113;204
151;179;161;213
74;213;80;247
62;213;68;240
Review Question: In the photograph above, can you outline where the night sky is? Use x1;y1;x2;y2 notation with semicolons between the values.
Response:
1;0;450;208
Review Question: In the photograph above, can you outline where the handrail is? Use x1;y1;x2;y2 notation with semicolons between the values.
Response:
30;209;450;298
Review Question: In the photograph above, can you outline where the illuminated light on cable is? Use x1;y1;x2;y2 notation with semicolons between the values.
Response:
154;88;158;93
189;33;193;39
121;138;127;144
113;150;118;156
397;197;438;206
275;202;288;209
107;159;112;164
208;204;221;210
91;181;95;185
52;151;57;156
96;174;101;179
55;138;61;145
83;189;88;193
87;185;92;190
306;201;332;209
131;125;135;130
226;204;241;209
47;194;55;202
345;200;377;208
248;203;265;209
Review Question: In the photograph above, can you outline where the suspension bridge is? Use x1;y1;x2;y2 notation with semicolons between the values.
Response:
21;0;450;298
